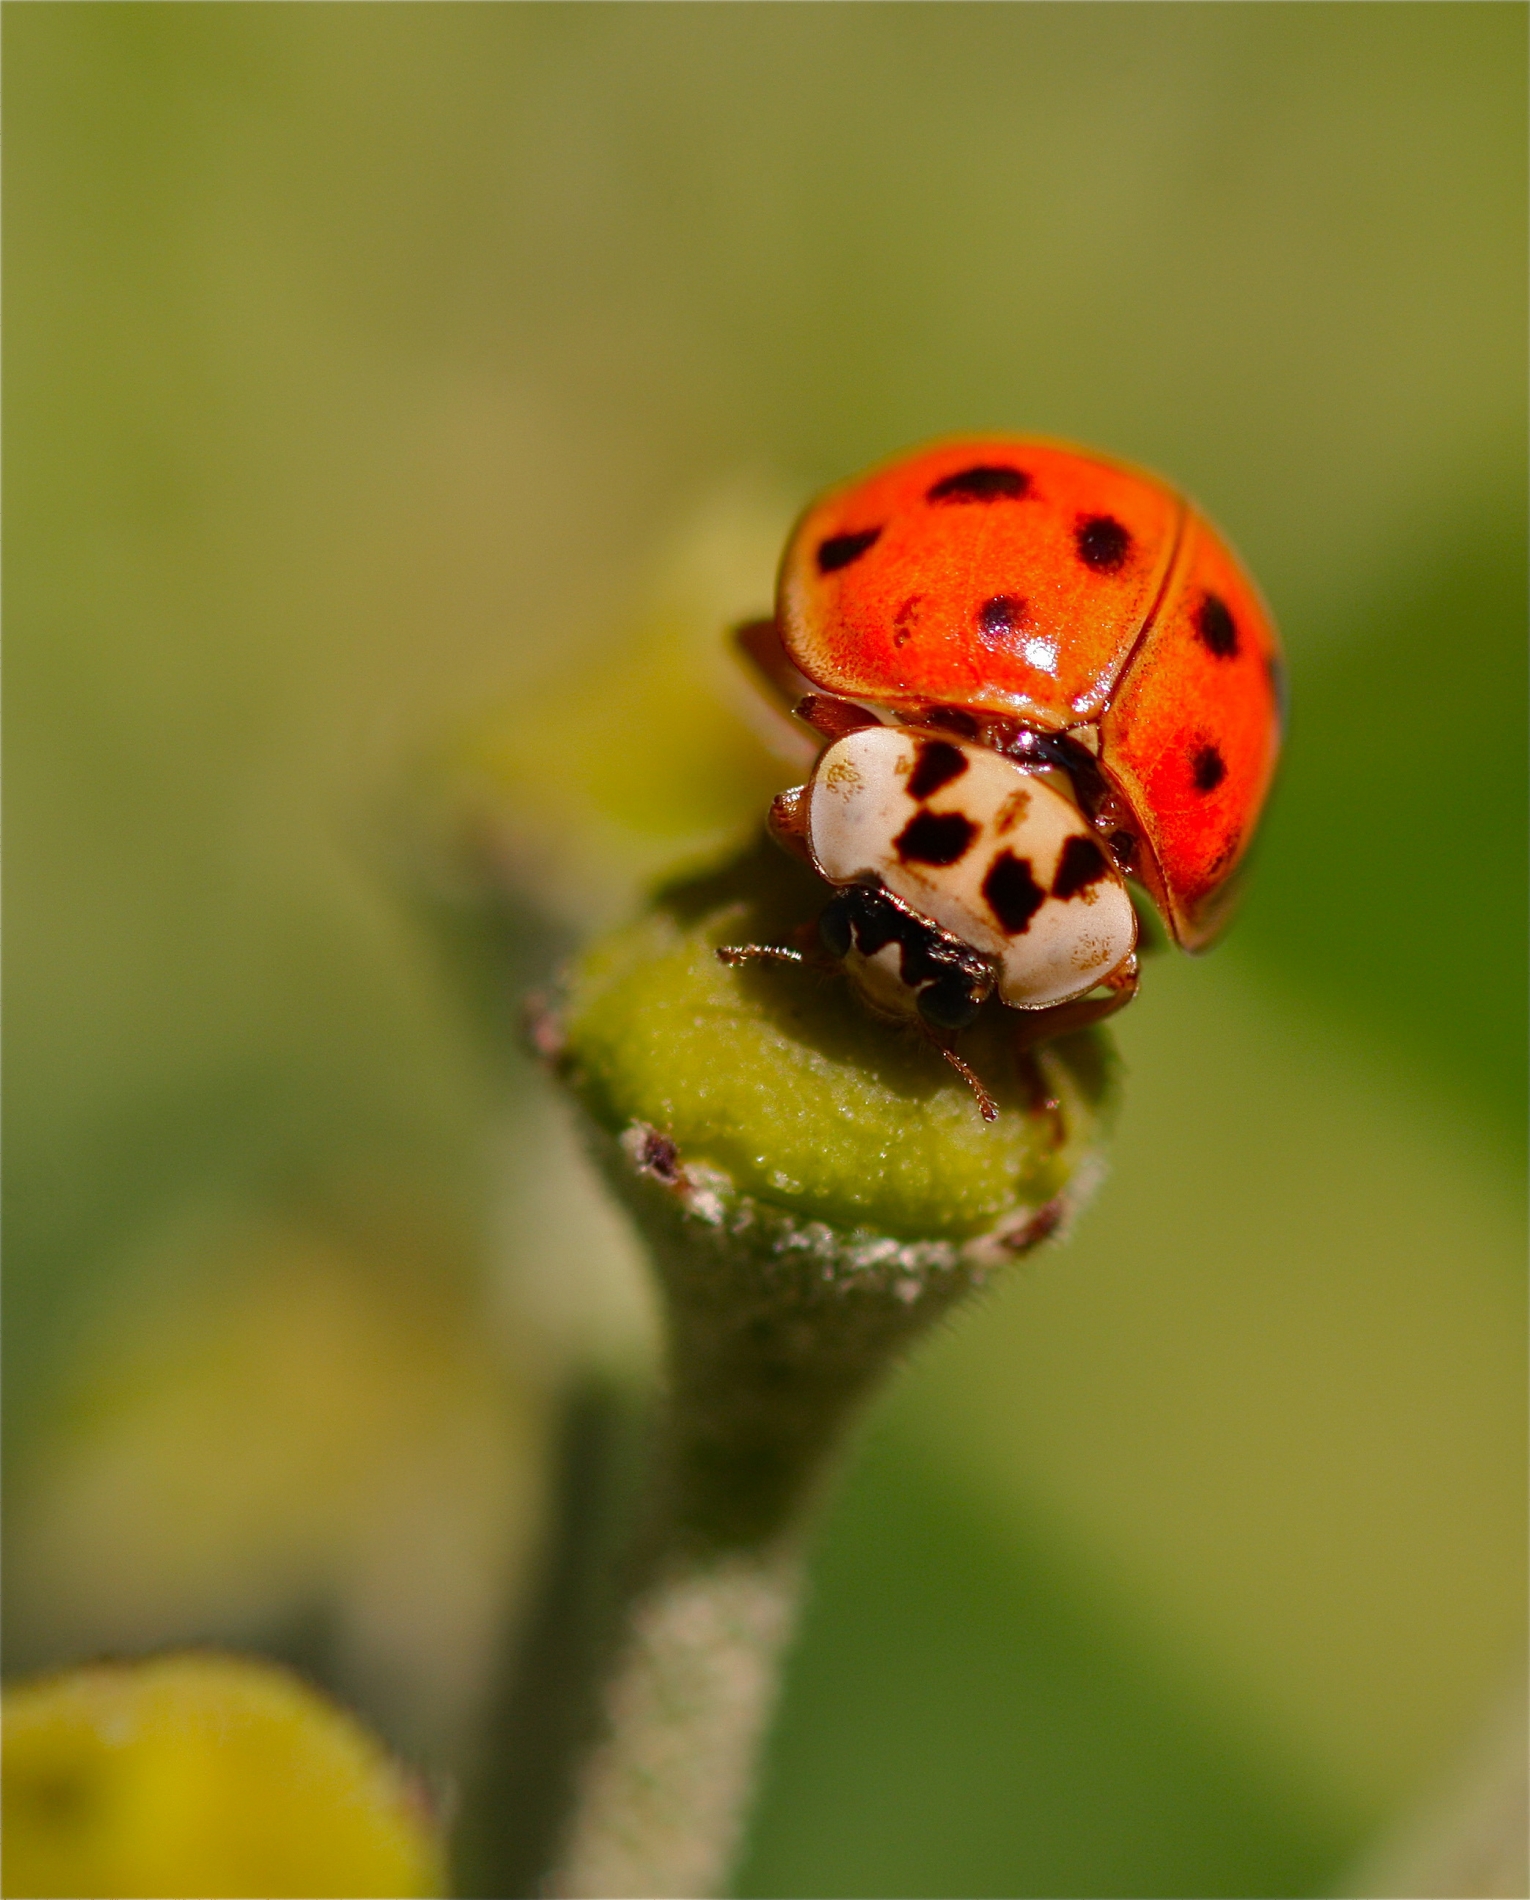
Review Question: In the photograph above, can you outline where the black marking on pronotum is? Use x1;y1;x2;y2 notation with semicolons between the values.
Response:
926;465;1029;504
907;739;970;801
1051;833;1110;900
982;851;1047;935
1195;592;1239;658
816;527;882;574
895;808;978;867
1192;742;1227;793
977;595;1025;643
1076;515;1132;573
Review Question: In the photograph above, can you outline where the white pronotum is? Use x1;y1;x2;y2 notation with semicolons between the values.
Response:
806;726;1136;1009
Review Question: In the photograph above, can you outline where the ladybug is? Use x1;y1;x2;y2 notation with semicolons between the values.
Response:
723;436;1283;1117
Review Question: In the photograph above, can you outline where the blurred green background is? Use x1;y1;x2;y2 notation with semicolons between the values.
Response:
5;6;1525;1896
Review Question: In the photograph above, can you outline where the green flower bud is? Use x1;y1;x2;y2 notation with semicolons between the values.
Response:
524;837;1120;1897
551;835;1117;1261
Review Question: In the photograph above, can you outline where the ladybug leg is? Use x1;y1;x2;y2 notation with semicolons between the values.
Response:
1011;955;1139;1050
766;784;814;864
714;946;805;972
711;954;999;1125
716;917;834;972
930;1038;998;1124
793;693;883;743
719;893;1003;1125
715;942;805;969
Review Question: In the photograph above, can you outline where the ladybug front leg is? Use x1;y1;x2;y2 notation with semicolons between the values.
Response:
1010;955;1139;1050
765;783;814;864
716;915;834;973
926;1037;998;1124
715;942;806;970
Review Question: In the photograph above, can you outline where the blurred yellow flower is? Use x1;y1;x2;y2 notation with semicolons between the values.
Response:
1;1653;445;1899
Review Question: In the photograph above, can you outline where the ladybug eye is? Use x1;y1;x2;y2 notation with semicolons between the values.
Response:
818;895;855;959
816;528;881;574
917;973;982;1030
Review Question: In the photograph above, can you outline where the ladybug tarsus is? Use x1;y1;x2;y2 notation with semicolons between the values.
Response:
715;943;805;969
937;1044;998;1124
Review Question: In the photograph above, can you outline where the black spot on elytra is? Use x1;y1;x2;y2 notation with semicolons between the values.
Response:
1076;515;1132;573
1051;833;1110;900
896;808;978;867
816;527;881;574
927;465;1029;504
983;851;1047;935
977;595;1025;643
907;739;969;800
1192;743;1227;793
1195;592;1239;658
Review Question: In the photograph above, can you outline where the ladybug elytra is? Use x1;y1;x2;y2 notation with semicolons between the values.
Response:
723;436;1283;1118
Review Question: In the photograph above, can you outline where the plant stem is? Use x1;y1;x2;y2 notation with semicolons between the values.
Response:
545;1544;799;1900
466;840;1118;1898
539;1121;992;1900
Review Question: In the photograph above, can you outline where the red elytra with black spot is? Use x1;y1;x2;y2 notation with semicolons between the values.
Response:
777;436;1283;950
